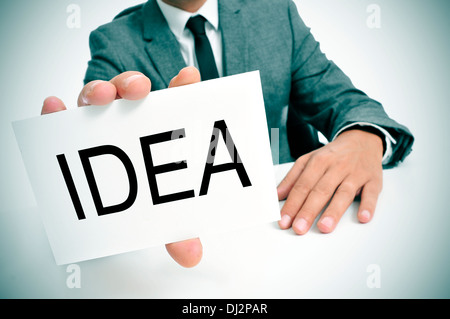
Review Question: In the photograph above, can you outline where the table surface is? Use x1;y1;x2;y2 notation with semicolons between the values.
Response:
1;158;449;299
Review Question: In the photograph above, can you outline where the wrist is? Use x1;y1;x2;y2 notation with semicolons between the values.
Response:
338;128;385;158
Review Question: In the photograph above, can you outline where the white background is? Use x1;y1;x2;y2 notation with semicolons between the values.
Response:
1;0;449;298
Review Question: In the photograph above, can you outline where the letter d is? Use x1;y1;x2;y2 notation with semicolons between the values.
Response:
79;145;138;216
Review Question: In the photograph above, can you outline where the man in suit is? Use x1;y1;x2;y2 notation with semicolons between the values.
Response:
42;0;414;267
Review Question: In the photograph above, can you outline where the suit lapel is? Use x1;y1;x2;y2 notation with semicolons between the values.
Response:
140;0;248;84
142;0;186;87
219;0;248;76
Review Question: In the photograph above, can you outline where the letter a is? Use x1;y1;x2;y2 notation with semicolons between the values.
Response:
66;4;81;29
199;120;251;196
66;264;81;288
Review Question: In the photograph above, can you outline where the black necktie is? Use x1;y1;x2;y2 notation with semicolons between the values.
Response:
186;15;219;81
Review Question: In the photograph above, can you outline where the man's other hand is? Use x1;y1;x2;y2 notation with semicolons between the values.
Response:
277;129;384;234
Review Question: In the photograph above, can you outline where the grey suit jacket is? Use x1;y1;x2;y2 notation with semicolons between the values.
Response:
84;0;414;166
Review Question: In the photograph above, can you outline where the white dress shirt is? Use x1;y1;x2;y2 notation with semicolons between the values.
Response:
156;0;394;163
156;0;223;77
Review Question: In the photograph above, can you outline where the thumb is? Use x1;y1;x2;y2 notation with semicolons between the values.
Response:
169;66;201;88
165;238;203;268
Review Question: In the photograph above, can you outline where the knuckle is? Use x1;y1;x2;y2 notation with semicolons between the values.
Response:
310;151;329;165
292;183;311;196
311;184;333;198
294;155;306;165
337;181;358;196
375;175;383;189
294;155;308;170
369;180;383;194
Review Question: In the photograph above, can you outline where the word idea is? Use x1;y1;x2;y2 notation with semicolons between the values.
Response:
13;71;280;265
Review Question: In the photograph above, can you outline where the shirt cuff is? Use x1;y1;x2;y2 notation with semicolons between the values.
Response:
332;122;397;165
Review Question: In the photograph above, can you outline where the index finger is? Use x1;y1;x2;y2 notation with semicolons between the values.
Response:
77;71;151;107
277;154;311;200
41;96;67;115
110;71;151;100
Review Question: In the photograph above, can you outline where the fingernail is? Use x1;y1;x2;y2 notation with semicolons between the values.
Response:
123;74;144;88
360;210;371;223
81;94;89;105
293;218;308;234
320;216;334;231
81;81;100;105
277;187;286;200
279;215;291;228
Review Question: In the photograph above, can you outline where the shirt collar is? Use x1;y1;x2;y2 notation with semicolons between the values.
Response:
156;0;219;39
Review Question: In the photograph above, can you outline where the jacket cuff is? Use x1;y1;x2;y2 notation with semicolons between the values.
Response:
332;122;396;165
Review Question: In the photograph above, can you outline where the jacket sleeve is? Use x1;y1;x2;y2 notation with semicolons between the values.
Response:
287;0;414;167
83;28;124;85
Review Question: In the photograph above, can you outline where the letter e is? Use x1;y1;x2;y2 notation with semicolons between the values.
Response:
140;128;195;204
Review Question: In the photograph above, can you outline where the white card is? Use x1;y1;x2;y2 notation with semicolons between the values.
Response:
12;71;280;265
